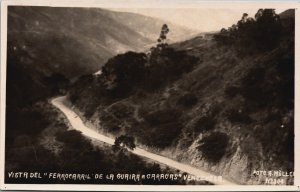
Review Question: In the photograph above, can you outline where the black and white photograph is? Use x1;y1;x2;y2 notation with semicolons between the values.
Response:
0;0;298;190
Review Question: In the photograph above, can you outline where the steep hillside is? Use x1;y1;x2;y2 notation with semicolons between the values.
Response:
8;6;195;78
6;7;198;184
68;9;294;184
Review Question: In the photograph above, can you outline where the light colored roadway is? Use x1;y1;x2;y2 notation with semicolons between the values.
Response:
51;96;236;185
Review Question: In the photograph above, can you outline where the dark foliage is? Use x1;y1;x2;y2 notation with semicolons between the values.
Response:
224;86;240;98
240;67;266;104
113;135;136;151
274;52;295;110
281;124;294;162
109;125;122;133
177;93;198;107
6;120;185;184
139;109;183;148
5;42;62;176
98;48;198;96
226;108;252;124
68;47;198;149
194;116;216;133
156;24;170;50
43;73;70;95
197;132;229;163
6;108;50;138
145;48;198;90
253;117;294;170
53;130;188;184
56;130;92;150
68;47;198;114
5;40;68;147
101;51;147;97
214;9;283;52
68;74;99;105
144;109;181;126
146;122;183;148
6;43;51;108
240;46;294;112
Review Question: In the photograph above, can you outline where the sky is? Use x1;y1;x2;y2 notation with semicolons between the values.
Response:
111;8;287;32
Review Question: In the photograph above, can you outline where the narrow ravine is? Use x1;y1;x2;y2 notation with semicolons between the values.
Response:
51;96;236;185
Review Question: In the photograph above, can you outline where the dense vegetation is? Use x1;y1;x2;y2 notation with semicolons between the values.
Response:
69;47;198;148
216;9;295;167
100;48;198;97
5;41;68;142
68;9;294;184
214;9;288;52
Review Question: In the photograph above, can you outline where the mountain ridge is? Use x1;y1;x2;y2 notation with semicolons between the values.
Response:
8;6;196;78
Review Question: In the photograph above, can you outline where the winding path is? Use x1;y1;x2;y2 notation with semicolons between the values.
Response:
51;96;236;185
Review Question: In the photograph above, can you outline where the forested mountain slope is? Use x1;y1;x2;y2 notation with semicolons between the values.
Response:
68;9;295;184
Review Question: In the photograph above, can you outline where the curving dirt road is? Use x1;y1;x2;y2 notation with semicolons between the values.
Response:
51;96;236;185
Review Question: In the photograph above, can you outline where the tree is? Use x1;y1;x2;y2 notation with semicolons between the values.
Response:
157;24;170;50
254;9;282;50
113;135;136;151
214;9;282;51
101;52;147;97
255;9;264;20
220;28;227;33
242;13;249;23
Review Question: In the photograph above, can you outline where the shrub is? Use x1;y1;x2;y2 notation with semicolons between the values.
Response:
113;135;136;151
56;130;91;149
141;109;183;148
6;108;51;137
43;73;70;95
194;116;216;133
197;132;229;163
101;51;147;97
144;109;181;126
145;48;198;91
111;104;133;119
84;103;97;118
177;93;198;107
224;86;240;98
226;108;252;124
240;67;267;110
142;122;183;148
69;93;79;103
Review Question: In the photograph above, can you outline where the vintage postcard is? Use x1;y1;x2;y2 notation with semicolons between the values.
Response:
0;0;299;191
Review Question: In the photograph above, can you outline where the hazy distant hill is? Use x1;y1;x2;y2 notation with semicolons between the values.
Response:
8;6;196;78
102;9;197;45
